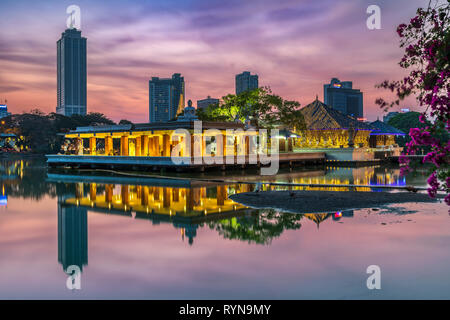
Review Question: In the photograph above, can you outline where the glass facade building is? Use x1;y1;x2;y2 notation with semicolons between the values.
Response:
56;28;87;116
323;78;363;119
149;73;185;123
235;71;258;95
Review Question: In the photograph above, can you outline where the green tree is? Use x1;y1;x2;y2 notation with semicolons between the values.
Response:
208;210;303;245
118;119;133;125
197;87;306;132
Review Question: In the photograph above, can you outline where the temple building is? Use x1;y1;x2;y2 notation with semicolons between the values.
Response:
368;120;405;148
48;113;325;170
47;99;404;169
296;99;373;149
58;121;253;159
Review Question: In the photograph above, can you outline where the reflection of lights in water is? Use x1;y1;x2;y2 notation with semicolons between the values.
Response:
0;195;7;206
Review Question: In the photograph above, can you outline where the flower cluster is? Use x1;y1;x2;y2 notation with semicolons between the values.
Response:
376;2;449;203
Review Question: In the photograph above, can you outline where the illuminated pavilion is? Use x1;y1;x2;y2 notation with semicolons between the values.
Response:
47;115;325;170
295;99;374;149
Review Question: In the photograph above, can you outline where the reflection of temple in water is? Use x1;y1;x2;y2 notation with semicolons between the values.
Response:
56;180;253;246
260;166;407;193
304;210;354;228
57;201;88;272
49;164;411;266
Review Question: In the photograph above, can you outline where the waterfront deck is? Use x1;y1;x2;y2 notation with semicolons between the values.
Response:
47;152;326;172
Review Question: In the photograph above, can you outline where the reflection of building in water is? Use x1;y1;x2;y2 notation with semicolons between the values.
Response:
176;223;198;246
57;202;88;272
264;166;407;193
0;159;27;179
304;210;354;228
58;181;250;245
0;184;7;206
304;213;331;228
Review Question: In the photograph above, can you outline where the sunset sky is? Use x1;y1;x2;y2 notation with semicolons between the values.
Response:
0;0;431;122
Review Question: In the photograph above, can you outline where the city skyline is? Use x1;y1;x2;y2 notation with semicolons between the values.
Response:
0;0;427;122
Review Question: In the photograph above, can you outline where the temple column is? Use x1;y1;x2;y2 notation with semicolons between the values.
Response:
221;133;227;157
162;134;170;157
190;135;195;158
148;136;154;156
120;136;129;156
202;134;207;157
105;136;113;156
154;136;161;156
135;136;141;156
142;135;149;156
89;137;96;155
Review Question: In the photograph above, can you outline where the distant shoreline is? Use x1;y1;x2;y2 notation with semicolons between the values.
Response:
229;190;439;214
0;153;46;159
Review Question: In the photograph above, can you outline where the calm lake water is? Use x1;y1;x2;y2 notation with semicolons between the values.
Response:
0;157;448;299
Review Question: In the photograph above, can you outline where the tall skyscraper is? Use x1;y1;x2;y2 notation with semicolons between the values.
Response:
323;78;363;119
235;71;258;95
197;96;219;110
149;73;185;123
56;28;87;116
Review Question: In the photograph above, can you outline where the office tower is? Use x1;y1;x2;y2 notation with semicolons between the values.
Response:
197;96;219;110
149;73;185;123
0;103;11;119
58;202;88;272
56;28;87;116
235;71;258;95
323;78;363;119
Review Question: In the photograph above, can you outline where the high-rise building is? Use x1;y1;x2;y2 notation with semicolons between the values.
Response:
149;73;185;123
56;28;87;116
0;103;11;119
235;71;258;95
197;96;219;110
323;78;363;119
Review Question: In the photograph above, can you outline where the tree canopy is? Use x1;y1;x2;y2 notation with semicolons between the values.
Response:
1;110;119;154
196;87;306;133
